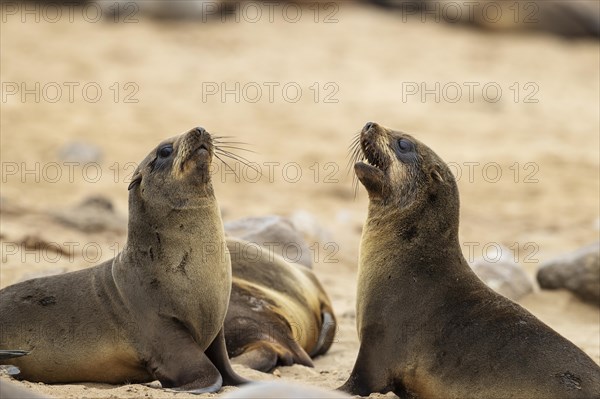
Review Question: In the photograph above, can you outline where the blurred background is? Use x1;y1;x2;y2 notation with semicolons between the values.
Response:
1;1;599;397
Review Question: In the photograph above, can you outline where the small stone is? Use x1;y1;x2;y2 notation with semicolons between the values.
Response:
289;210;333;245
225;215;313;268
341;310;356;319
53;195;126;234
470;246;534;301
58;141;103;164
96;0;231;20
537;242;600;306
19;235;69;255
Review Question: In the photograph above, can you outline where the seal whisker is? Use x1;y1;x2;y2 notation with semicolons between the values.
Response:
214;148;256;166
213;140;253;147
213;138;253;145
214;145;257;154
347;137;362;159
346;142;363;176
352;179;359;200
346;138;364;200
215;150;262;177
216;146;252;164
348;135;361;150
212;135;237;139
347;139;361;158
214;152;241;180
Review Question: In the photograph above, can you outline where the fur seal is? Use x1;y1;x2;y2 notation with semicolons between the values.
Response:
339;122;600;398
0;127;247;393
225;237;336;372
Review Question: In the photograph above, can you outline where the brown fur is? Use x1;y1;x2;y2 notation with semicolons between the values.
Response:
225;237;336;372
339;122;600;399
0;127;247;393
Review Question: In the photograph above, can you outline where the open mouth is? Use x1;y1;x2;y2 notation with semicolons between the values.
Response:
359;138;388;172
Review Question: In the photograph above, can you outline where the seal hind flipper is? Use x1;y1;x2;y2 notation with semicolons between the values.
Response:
205;328;249;386
231;344;279;372
231;340;314;373
0;350;29;360
310;311;336;357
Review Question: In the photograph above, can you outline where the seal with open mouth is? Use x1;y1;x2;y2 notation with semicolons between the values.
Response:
0;127;247;393
339;122;600;398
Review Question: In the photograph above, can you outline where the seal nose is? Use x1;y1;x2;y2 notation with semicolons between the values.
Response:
363;122;378;133
192;126;207;137
188;127;211;145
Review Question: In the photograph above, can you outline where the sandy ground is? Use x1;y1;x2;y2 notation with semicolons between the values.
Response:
0;2;599;398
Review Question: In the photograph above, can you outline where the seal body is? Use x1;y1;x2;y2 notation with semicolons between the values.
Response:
340;122;600;399
224;237;336;372
0;127;247;393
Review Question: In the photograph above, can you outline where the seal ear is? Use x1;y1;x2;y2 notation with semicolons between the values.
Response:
431;166;444;183
128;173;142;191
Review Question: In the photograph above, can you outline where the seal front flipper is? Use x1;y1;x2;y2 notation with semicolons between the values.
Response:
151;347;222;394
0;350;29;360
205;328;249;386
338;345;393;396
0;350;30;377
146;319;224;393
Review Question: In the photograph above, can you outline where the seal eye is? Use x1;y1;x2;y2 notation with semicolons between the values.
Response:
158;145;173;158
398;139;412;153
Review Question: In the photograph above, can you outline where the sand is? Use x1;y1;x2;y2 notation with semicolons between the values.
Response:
0;2;599;398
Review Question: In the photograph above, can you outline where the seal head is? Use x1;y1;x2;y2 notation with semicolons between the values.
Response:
353;122;459;245
128;126;216;209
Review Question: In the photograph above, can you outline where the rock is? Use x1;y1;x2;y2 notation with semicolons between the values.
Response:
19;235;69;255
289;210;333;245
52;195;126;233
537;242;600;306
97;0;231;20
367;0;600;38
58;141;103;164
0;197;24;216
470;246;534;301
223;381;351;399
225;215;313;268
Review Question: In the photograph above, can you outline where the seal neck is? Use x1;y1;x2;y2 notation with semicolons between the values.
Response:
121;200;227;266
362;199;466;273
